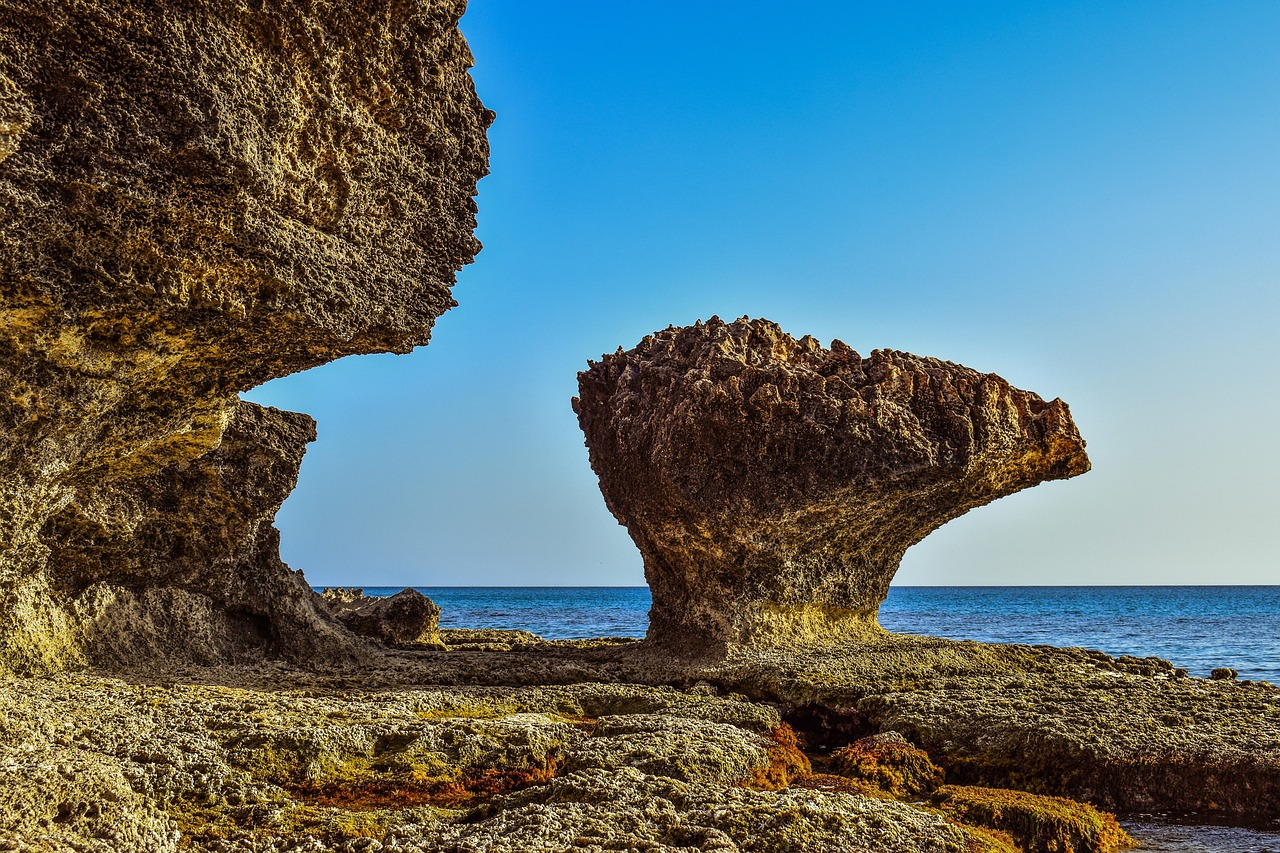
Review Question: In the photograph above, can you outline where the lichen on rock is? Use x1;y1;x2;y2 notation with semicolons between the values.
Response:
574;316;1090;651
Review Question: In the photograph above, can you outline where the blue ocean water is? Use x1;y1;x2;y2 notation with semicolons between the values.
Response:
877;586;1280;684
349;585;1280;683
334;584;1280;851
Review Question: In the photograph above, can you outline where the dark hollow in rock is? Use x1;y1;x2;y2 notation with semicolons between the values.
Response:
321;588;443;647
0;0;491;674
574;316;1089;651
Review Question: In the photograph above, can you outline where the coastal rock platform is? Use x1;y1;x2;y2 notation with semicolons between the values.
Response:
2;636;1274;851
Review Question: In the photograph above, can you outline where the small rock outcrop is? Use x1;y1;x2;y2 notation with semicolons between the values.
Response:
574;317;1089;650
0;0;491;673
321;588;443;647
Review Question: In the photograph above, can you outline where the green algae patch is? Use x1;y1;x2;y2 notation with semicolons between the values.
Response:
828;731;944;798
414;704;510;721
225;711;584;812
950;822;1023;853
284;755;561;809
933;785;1136;853
168;801;452;849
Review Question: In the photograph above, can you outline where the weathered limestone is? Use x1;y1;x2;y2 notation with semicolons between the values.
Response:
0;675;1012;852
321;587;444;647
49;401;370;668
0;0;491;673
574;316;1089;650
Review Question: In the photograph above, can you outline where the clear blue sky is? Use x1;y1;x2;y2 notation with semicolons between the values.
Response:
245;1;1280;587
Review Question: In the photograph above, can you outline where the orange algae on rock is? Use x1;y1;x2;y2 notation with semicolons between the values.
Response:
933;785;1136;853
285;758;561;810
741;723;811;790
828;731;945;799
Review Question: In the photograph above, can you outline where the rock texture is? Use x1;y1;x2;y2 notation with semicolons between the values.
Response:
322;588;444;647
47;401;369;669
0;0;491;673
0;674;1013;852
0;641;1274;848
574;317;1089;650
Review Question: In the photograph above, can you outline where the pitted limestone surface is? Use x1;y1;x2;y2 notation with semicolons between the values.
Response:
0;0;490;673
574;316;1089;649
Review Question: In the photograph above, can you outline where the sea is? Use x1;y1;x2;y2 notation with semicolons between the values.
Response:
340;585;1280;852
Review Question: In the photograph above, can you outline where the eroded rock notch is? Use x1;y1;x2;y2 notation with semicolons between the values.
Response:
574;317;1089;651
0;0;491;673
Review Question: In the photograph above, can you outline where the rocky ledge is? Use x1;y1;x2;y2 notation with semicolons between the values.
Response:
0;666;1140;853
4;643;1275;851
574;317;1089;650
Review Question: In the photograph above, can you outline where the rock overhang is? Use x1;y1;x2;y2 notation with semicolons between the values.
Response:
0;0;492;674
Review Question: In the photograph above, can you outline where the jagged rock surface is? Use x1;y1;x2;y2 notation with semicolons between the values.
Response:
574;317;1089;650
0;0;490;673
322;587;444;647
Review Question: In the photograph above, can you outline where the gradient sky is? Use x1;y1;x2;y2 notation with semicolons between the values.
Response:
244;0;1280;588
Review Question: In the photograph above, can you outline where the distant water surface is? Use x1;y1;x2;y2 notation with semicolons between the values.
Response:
344;585;1280;683
333;584;1280;852
1120;818;1280;852
877;586;1280;683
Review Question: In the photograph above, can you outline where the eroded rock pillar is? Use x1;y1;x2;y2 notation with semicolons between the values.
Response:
574;317;1089;651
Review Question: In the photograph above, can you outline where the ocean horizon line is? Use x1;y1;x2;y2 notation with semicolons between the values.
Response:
314;583;1280;590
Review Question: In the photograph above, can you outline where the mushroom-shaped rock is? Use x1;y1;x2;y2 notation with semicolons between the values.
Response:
574;317;1089;651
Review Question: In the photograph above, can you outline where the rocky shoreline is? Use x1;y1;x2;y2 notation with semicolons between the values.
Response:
2;1;1276;850
1;633;1275;851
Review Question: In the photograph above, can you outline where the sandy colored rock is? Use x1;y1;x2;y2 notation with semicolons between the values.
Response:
322;588;444;648
574;316;1089;650
445;767;986;853
49;401;373;669
0;673;993;852
0;0;491;674
564;713;778;786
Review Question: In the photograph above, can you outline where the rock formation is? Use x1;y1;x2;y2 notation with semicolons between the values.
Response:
321;587;444;647
47;401;367;669
574;316;1089;650
0;0;491;673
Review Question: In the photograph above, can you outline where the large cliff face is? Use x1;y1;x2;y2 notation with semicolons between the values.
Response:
575;317;1090;651
0;0;491;673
